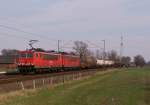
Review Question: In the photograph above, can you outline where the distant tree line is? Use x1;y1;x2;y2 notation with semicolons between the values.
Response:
73;41;148;67
0;41;149;68
0;49;19;64
1;49;19;56
134;55;146;67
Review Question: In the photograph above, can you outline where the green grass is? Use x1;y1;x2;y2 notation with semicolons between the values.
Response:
0;68;150;105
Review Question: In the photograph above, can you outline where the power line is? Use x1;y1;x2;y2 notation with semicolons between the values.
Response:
0;32;59;49
85;40;102;48
0;32;30;40
0;24;57;42
61;40;104;50
0;25;108;52
0;24;63;48
61;40;73;48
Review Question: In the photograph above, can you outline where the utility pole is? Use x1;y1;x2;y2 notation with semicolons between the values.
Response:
101;40;106;60
58;40;60;52
120;36;124;59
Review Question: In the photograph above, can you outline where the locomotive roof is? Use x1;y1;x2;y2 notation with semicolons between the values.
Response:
19;50;78;56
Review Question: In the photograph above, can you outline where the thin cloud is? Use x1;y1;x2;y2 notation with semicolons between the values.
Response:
0;0;149;60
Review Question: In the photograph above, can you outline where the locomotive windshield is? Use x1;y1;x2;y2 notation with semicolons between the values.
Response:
19;53;33;58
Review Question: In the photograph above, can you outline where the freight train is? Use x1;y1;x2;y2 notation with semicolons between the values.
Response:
17;49;121;73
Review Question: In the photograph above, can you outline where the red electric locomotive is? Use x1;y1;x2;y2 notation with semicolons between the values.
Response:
17;50;80;73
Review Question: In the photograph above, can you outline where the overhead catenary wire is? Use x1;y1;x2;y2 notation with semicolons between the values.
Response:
0;24;104;46
60;40;74;48
0;24;107;52
0;33;60;52
62;40;104;50
0;24;58;42
85;40;102;48
0;24;69;51
0;32;58;46
0;32;30;40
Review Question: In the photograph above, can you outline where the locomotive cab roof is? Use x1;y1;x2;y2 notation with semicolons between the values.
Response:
19;50;78;56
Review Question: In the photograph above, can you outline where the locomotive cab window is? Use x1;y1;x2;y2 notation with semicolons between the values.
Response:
19;53;33;58
43;54;58;60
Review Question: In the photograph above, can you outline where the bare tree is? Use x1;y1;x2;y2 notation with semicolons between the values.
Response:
134;55;146;67
73;41;89;63
0;49;19;64
73;41;97;68
1;49;19;56
107;50;120;61
121;56;131;67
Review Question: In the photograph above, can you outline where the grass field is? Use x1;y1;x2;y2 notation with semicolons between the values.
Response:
0;68;150;105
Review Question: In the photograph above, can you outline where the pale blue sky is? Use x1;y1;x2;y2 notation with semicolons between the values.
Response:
0;0;150;60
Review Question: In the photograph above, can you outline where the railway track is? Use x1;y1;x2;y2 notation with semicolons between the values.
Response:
0;69;98;84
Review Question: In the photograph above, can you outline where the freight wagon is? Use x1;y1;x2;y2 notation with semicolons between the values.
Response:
96;59;115;67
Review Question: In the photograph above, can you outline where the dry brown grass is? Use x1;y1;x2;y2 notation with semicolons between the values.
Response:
0;69;119;102
0;89;36;102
